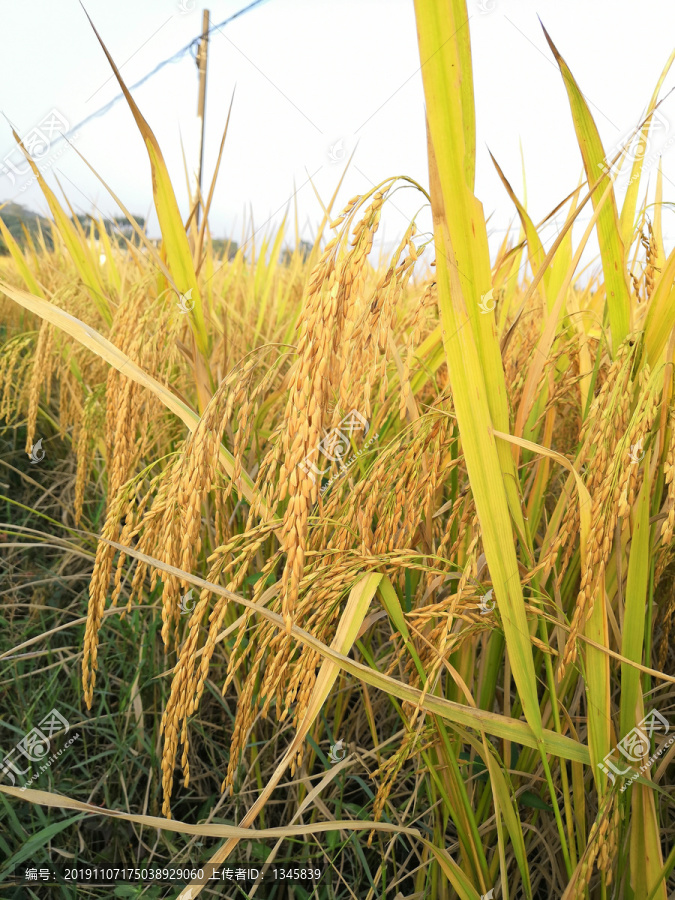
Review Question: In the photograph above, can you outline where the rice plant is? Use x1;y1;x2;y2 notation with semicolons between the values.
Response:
2;2;675;898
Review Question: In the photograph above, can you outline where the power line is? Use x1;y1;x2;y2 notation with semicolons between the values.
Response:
50;0;270;150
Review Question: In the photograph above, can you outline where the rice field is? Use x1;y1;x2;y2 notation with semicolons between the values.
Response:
2;2;675;898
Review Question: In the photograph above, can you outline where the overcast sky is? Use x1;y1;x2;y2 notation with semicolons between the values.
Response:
1;0;675;269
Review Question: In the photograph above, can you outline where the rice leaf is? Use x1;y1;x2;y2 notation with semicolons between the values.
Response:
644;246;675;364
620;453;652;739
0;215;44;297
542;25;631;348
619;50;675;247
81;7;210;360
7;129;110;325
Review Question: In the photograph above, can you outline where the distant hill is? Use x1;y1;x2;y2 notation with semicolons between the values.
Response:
0;202;240;259
281;240;312;264
0;202;54;253
211;238;240;260
0;203;148;256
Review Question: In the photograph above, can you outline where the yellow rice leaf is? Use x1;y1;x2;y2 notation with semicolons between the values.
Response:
620;457;652;739
67;141;174;283
7;131;110;325
415;0;546;758
0;215;44;297
81;8;209;359
545;183;581;308
427;186;544;747
483;748;533;899
513;176;617;453
644;245;675;364
490;151;551;309
631;777;668;899
494;431;590;585
619;49;675;247
0;782;474;873
450;0;476;191
415;0;530;555
542;25;632;348
499;184;597;357
95;217;121;293
652;160;666;275
583;571;611;793
0;782;482;899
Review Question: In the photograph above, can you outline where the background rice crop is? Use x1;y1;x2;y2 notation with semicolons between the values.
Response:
2;2;675;899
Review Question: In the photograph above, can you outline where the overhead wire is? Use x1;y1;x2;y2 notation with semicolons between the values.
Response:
47;0;270;149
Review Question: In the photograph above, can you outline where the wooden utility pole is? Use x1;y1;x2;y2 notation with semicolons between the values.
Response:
195;9;210;228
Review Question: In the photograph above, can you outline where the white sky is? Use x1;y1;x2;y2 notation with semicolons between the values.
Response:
1;0;675;271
